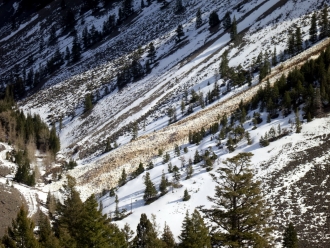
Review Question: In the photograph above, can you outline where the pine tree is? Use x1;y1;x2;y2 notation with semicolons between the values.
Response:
223;12;231;30
80;194;127;248
295;27;303;53
200;153;272;247
65;47;71;61
38;211;60;248
183;189;190;201
143;172;157;201
176;24;184;42
174;144;180;156
172;165;181;183
115;194;120;218
320;5;329;39
178;210;211;248
147;42;156;63
230;16;238;42
118;168;127;186
310;12;318;43
2;206;39;248
159;170;168;195
272;46;277;66
161;222;176;248
219;50;230;80
209;11;220;28
295;110;301;133
132;213;162;247
283;222;298;248
174;0;183;14
71;34;81;62
84;93;93;112
195;8;202;29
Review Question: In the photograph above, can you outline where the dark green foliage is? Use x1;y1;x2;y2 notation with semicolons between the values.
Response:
65;159;77;170
168;162;173;173
143;172;157;201
183;189;190;201
119;168;127;186
195;8;202;29
2;206;39;248
176;24;184;42
159;170;168;195
283;222;298;248
209;11;220;28
38;211;60;248
13;150;35;186
71;34;81;62
178;210;211;248
219;50;230;80
163;152;170;163
84;93;93;113
183;147;188;153
200;153;272;247
320;5;329;39
134;162;145;177
193;150;201;164
174;144;180;156
174;0;184;14
230;16;237;41
161;222;176;248
223;12;231;30
147;161;154;170
147;43;156;63
310;12;318;43
132;213;162;247
49;126;60;156
172;165;181;182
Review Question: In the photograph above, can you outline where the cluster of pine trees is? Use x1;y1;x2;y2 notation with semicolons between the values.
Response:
2;152;296;248
0;86;60;186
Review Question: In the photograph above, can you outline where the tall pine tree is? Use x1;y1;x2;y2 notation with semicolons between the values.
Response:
283;222;298;248
310;12;318;43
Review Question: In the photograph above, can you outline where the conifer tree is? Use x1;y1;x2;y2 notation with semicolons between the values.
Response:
38;211;60;248
195;8;202;29
283;222;298;248
230;16;238;42
209;11;220;28
132;213;162;247
161;222;176;248
223;12;231;30
272;46;277;66
159;170;168;195
119;168;127;186
219;50;230;80
2;206;39;248
320;5;329;39
295;111;301;133
115;194;120;218
176;24;184;42
143;172;157;201
172;165;181;183
178;210;211;248
71;33;81;62
183;189;190;201
310;12;318;43
84;93;93;112
80;194;127;248
174;0;183;14
295;27;303;53
147;42;156;63
200;153;272;247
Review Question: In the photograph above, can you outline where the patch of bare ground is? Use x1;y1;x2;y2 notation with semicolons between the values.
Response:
72;37;330;196
265;134;330;247
0;183;27;237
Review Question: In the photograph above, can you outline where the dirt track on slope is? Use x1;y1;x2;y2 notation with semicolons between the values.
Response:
72;37;330;196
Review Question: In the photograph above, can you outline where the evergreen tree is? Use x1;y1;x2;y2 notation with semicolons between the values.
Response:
200;153;272;247
174;144;180;156
310;12;318;43
115;194;120;218
143;172;157;201
320;5;329;39
223;12;231;30
172;165;181;183
2;206;39;248
219;50;230;80
295;111;301;133
174;0;184;14
84;93;93;112
176;24;184;42
80;194;127;248
161;222;176;248
195;8;202;29
65;47;71;61
230;16;238;42
178;210;211;248
147;42;156;63
185;163;194;179
283;222;298;248
38;211;60;248
183;189;190;201
119;168;127;186
71;34;81;62
209;11;220;28
132;213;162;247
159;170;168;195
272;46;277;66
141;0;145;8
295;27;303;53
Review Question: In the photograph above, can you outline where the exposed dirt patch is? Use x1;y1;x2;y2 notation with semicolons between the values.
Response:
0;183;27;237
